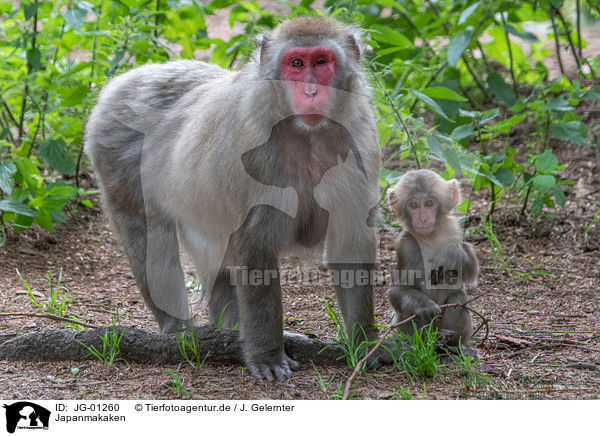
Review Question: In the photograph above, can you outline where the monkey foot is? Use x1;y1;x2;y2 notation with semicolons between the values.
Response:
247;354;300;382
445;344;481;362
366;341;395;369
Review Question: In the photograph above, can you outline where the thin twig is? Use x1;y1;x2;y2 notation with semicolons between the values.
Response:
501;14;518;97
549;9;566;77
369;69;421;169
0;312;98;329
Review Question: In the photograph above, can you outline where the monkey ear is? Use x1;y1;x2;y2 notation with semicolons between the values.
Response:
256;31;271;64
347;35;361;60
346;26;364;60
388;190;399;216
448;180;461;207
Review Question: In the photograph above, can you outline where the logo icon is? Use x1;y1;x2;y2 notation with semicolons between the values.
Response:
3;402;50;434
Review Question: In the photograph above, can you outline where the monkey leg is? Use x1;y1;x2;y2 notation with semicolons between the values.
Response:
439;291;472;346
109;201;191;334
330;263;377;342
208;270;239;329
235;249;299;381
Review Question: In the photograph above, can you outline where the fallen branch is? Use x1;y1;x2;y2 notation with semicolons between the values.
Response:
341;295;488;400
0;312;99;329
0;326;342;366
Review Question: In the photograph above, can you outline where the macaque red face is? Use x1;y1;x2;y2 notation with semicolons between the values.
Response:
406;197;439;236
280;46;337;126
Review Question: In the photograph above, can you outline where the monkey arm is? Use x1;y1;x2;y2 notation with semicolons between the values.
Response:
460;242;479;287
387;285;441;325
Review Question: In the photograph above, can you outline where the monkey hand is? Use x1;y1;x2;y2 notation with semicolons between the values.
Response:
246;352;300;382
414;301;442;325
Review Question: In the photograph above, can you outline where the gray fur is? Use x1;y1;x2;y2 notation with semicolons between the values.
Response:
387;170;479;350
85;17;381;380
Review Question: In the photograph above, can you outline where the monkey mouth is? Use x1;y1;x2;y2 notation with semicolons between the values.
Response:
413;224;435;236
299;113;325;126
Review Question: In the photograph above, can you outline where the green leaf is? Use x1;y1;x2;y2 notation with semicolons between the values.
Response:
421;86;467;102
35;207;54;232
27;48;41;70
40;140;76;175
534;151;558;173
447;30;471;68
0;161;17;195
59;85;90;106
488;113;527;135
532;175;556;191
549;121;589;146
81;199;93;208
504;25;540;43
410;90;452;121
493;167;514;187
487;72;516;107
458;2;479;26
0;200;37;217
48;183;78;199
583;86;600;102
369;25;411;47
23;1;38;20
546;95;573;111
451;124;475;140
552;186;566;208
65;7;88;30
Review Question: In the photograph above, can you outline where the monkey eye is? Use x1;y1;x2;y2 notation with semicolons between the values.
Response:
409;201;418;209
291;58;304;67
315;58;327;65
425;199;435;208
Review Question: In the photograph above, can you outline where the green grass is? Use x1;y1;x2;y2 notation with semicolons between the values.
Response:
17;268;72;316
394;384;413;400
392;322;440;381
164;365;194;396
177;330;210;369
452;346;494;391
78;322;127;369
322;298;375;370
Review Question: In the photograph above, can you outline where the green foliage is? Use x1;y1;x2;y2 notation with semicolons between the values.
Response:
394;384;413;400
584;207;600;241
392;322;440;381
78;321;127;369
1;0;597;240
16;267;72;316
452;347;496;392
322;298;375;369
163;365;194;396
177;330;210;370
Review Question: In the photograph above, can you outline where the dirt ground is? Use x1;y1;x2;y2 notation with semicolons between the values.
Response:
1;15;600;401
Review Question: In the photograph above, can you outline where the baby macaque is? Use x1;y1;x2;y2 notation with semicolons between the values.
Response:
387;169;479;356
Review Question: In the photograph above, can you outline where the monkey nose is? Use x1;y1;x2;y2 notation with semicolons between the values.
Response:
303;83;318;97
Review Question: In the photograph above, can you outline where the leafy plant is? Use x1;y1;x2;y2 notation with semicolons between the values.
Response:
16;267;72;316
322;298;374;369
452;346;494;391
163;364;194;396
312;362;336;394
78;320;127;369
584;206;600;241
392;322;440;381
177;330;210;370
394;384;413;400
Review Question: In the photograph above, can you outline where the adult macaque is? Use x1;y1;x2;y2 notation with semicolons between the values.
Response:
387;170;479;354
85;17;381;381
